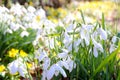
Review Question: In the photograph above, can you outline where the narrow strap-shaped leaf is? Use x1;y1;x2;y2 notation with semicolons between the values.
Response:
102;13;105;30
92;42;120;78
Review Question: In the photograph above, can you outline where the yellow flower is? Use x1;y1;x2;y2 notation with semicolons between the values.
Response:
11;72;18;75
20;50;27;57
8;48;19;57
26;62;32;69
29;1;33;6
53;52;56;57
57;41;61;46
35;15;41;22
0;65;5;72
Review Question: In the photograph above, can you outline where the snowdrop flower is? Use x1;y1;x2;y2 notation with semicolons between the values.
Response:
63;13;75;24
23;13;35;22
10;3;23;16
43;58;50;70
92;36;104;57
35;49;47;62
112;36;117;44
109;36;118;53
4;28;13;34
57;61;69;70
46;64;67;80
48;38;54;49
109;44;117;53
8;58;27;77
20;30;29;37
66;23;76;33
35;8;46;19
65;56;76;72
73;39;81;52
63;32;72;49
58;49;69;58
10;22;20;31
57;57;76;73
43;20;56;34
80;25;93;46
27;6;36;13
0;6;9;13
32;30;42;46
97;27;107;40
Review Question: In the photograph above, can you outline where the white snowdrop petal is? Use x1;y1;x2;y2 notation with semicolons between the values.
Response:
98;28;107;40
55;64;67;78
93;47;98;57
20;30;29;37
47;65;55;80
109;44;117;53
112;36;117;44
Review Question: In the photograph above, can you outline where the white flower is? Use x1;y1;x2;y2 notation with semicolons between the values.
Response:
74;39;81;52
93;47;98;57
63;13;75;24
112;36;117;44
8;58;27;77
0;6;9;13
66;23;76;33
20;30;29;37
49;38;54;49
27;6;36;13
97;27;107;40
92;36;103;57
35;49;47;62
35;8;46;19
46;64;67;80
80;25;93;46
65;56;76;72
43;58;50;70
109;44;117;53
109;36;118;53
10;3;23;16
57;61;69;70
10;22;20;31
58;49;69;58
4;28;13;34
63;32;72;48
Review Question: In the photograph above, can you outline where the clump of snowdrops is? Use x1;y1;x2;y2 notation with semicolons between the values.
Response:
0;3;120;80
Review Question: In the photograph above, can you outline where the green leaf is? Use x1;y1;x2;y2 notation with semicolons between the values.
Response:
80;10;86;24
92;42;120;78
75;59;89;77
102;13;105;30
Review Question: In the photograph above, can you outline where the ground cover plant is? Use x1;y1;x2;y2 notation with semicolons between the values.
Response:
0;1;120;80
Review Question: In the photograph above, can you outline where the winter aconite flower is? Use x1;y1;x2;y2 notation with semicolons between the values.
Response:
8;48;19;58
20;50;28;57
0;65;5;72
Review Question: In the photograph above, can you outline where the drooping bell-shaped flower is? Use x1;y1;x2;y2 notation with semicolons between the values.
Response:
112;36;117;44
35;49;47;62
20;30;29;37
109;36;118;53
92;36;104;57
46;64;67;80
58;49;69;58
8;58;27;77
97;27;107;40
80;25;93;46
